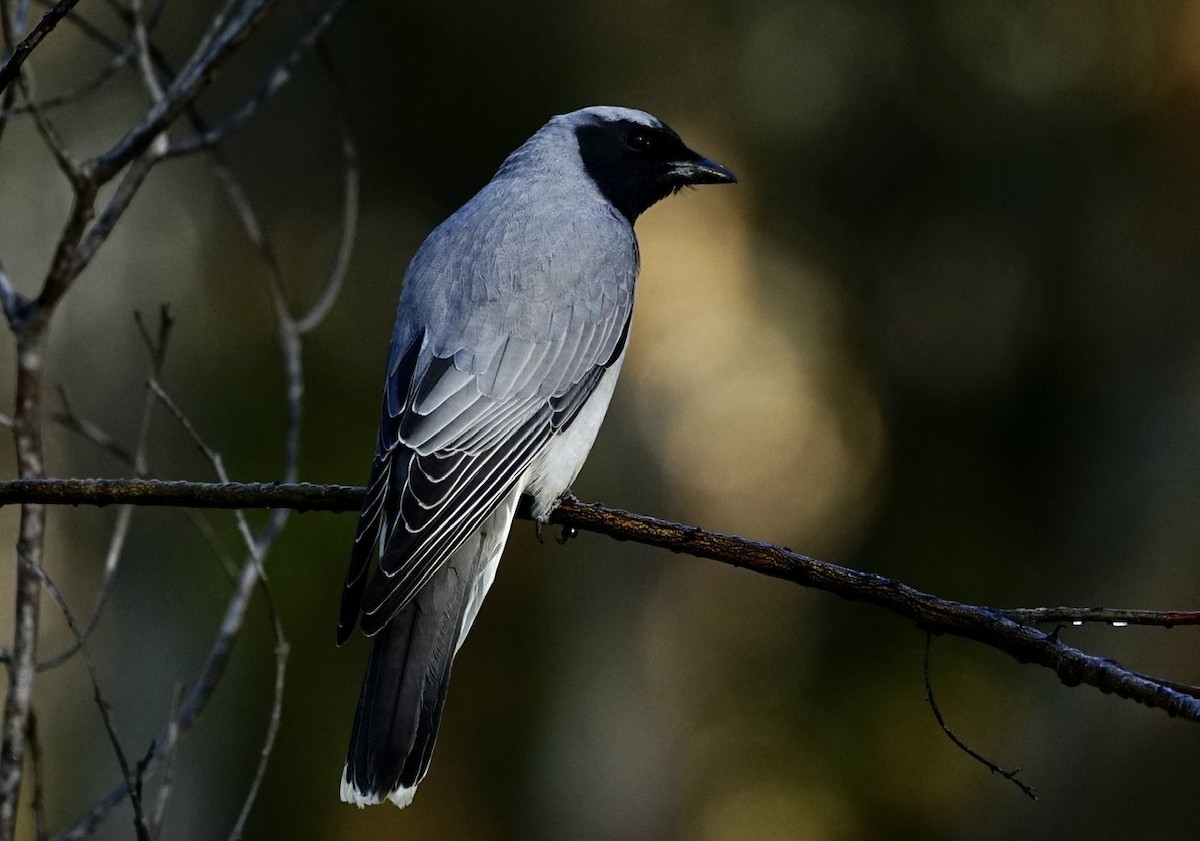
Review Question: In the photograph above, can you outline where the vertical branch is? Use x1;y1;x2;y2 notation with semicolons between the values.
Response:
0;331;46;841
0;60;89;839
2;3;361;836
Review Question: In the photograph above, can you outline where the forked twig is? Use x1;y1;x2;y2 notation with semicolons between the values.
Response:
40;309;174;670
1;2;364;838
36;568;152;840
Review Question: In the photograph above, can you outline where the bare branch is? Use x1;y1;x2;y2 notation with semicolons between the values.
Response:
146;375;289;841
50;545;265;841
147;684;184;841
37;568;151;841
1126;669;1200;700
52;385;136;466
225;633;287;841
0;477;361;510
164;0;358;157
294;40;357;334
183;508;240;582
550;494;1200;720
8;45;134;114
88;0;291;185
18;73;82;183
26;177;98;332
70;151;158;281
0;0;82;96
1;477;1199;727
0;256;23;328
1001;606;1200;628
129;0;165;105
0;1;17;144
6;0;164;114
2;3;359;836
40;309;175;671
0;331;49;841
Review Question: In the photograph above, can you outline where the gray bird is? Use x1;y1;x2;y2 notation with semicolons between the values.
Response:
337;105;736;808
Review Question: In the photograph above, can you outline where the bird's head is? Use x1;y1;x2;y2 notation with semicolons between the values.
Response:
564;106;737;223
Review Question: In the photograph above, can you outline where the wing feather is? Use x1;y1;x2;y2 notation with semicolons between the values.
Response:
360;410;550;635
339;206;639;642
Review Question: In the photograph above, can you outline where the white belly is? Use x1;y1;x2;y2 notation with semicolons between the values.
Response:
521;351;626;521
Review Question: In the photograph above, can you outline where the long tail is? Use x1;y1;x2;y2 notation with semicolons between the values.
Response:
340;486;521;808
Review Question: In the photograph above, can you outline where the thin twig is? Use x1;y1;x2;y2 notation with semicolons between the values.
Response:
225;632;287;841
41;309;175;670
71;151;159;280
24;170;98;333
923;633;1038;800
18;72;83;185
147;683;184;841
52;385;136;466
6;0;164;114
50;539;264;841
0;0;82;95
129;0;165;105
0;255;23;329
0;0;19;143
147;372;290;841
147;381;229;475
294;36;357;334
46;476;289;839
183;509;241;582
163;0;358;158
7;43;134;113
1001;606;1200;628
37;567;152;840
4;3;358;837
88;0;289;185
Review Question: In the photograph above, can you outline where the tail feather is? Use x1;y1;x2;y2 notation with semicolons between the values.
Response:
340;485;522;808
342;557;467;807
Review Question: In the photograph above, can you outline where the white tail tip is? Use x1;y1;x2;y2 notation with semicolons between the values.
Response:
340;765;417;809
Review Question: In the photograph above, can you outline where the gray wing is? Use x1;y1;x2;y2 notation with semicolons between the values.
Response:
337;205;636;642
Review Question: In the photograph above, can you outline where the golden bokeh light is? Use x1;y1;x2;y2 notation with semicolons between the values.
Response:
628;158;885;552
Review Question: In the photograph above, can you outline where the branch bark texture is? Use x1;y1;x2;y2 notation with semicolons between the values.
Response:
1;477;1197;724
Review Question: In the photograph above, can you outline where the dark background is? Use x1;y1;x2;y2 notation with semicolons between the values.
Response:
2;1;1199;839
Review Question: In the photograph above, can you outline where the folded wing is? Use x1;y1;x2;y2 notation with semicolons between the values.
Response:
337;291;633;643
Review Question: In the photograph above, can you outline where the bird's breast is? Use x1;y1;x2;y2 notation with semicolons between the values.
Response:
521;350;627;521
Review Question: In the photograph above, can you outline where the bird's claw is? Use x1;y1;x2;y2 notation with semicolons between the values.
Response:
556;525;578;545
557;489;579;508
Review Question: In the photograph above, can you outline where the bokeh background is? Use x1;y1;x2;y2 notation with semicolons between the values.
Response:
2;0;1200;838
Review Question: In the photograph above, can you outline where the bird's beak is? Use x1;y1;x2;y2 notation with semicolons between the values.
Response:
670;155;738;185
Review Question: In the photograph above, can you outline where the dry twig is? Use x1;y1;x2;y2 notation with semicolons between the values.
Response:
923;633;1038;800
0;2;366;836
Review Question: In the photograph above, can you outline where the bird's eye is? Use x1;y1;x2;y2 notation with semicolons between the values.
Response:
625;129;654;152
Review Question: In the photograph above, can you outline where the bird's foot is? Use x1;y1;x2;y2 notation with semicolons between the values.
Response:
554;489;579;543
556;489;580;508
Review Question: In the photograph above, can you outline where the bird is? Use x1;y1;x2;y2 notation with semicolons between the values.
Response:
337;105;736;809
